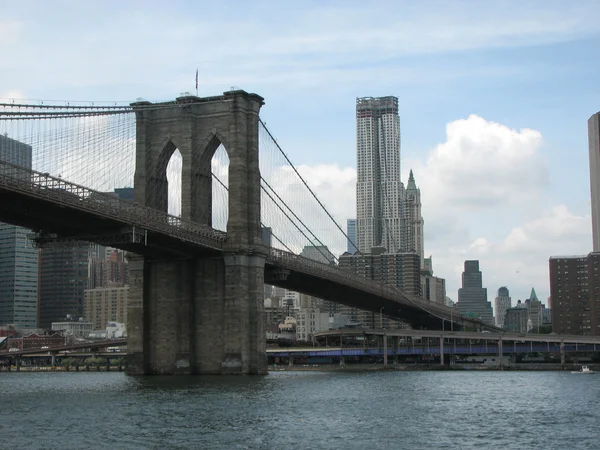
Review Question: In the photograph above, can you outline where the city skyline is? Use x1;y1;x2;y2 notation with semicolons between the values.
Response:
1;1;599;303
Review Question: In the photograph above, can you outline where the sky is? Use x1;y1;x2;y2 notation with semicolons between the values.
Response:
1;0;600;311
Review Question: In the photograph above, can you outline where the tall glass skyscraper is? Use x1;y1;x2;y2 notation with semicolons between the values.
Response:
39;245;90;329
457;260;493;325
355;96;404;253
0;134;38;328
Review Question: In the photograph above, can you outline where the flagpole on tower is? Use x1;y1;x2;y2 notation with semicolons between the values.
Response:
195;68;198;96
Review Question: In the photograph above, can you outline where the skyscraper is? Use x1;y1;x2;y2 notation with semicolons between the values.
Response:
356;96;404;253
346;219;357;254
0;134;38;328
494;286;512;328
38;245;90;329
404;170;424;265
549;253;600;335
589;112;600;251
456;260;493;325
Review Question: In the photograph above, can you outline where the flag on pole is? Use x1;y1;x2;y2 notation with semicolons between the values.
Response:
195;69;198;91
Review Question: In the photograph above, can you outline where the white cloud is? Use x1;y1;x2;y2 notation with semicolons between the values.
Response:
415;115;546;211
407;116;590;305
400;114;553;303
0;89;26;101
460;205;591;306
466;237;492;255
501;205;591;254
295;164;356;224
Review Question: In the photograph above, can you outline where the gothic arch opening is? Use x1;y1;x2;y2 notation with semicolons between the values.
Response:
149;139;182;217
211;143;229;232
166;148;182;217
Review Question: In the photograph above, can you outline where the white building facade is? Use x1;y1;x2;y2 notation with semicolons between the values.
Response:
494;286;512;328
51;320;93;338
296;309;330;342
356;96;404;253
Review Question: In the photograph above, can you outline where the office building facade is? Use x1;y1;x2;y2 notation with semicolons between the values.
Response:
84;286;128;330
38;245;91;329
347;219;358;254
504;306;528;333
456;260;493;325
494;286;512;328
340;249;421;296
421;275;446;305
300;245;335;264
0;135;38;328
549;253;600;335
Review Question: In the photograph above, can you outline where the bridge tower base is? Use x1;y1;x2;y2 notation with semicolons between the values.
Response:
126;253;267;375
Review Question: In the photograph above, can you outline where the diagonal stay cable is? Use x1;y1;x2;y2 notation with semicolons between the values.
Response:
259;119;362;256
259;175;336;263
213;174;480;329
211;172;295;255
260;183;335;263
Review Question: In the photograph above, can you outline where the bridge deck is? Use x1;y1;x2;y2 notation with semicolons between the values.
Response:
0;160;492;330
0;160;225;258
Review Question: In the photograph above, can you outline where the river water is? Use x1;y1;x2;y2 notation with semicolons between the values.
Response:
0;370;597;449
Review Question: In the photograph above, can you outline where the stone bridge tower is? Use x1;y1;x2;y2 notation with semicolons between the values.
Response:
127;90;267;375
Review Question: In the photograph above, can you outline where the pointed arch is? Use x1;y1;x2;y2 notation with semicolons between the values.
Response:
145;138;181;213
196;129;231;165
188;130;231;229
211;143;230;232
166;148;183;217
156;138;181;176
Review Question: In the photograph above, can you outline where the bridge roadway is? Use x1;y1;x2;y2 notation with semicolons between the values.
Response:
0;339;127;357
312;329;600;345
271;330;600;365
2;332;599;361
0;160;488;330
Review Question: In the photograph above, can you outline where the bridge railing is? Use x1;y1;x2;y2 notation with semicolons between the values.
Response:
267;248;454;319
0;160;226;250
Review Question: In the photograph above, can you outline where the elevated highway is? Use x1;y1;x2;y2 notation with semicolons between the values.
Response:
0;339;127;357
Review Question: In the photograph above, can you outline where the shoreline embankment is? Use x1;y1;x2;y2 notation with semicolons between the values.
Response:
2;364;598;373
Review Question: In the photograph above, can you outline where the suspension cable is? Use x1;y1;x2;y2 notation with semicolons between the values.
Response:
259;119;361;256
260;176;336;263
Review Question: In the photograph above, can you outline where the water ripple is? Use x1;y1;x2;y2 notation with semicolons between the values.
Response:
0;371;598;449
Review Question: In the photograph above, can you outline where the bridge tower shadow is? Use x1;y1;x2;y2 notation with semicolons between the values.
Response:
127;90;268;375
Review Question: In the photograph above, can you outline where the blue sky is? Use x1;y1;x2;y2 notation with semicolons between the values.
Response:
1;0;600;310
